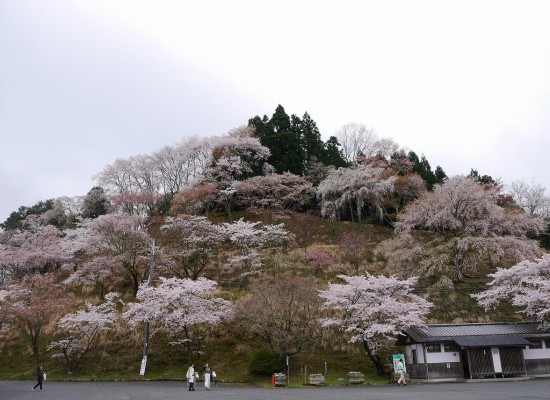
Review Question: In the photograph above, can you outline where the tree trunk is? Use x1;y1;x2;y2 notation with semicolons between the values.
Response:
33;344;39;370
362;340;385;376
183;327;193;364
29;324;41;370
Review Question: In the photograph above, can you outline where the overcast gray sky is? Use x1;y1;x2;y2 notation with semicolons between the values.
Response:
1;0;550;223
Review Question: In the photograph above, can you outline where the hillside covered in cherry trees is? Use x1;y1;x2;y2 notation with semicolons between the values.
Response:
1;105;549;382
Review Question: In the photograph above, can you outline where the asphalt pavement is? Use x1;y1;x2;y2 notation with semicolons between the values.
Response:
1;379;549;400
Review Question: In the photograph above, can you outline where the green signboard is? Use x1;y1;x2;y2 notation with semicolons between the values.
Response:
392;354;405;372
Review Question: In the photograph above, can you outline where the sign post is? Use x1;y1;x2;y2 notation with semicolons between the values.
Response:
139;356;147;376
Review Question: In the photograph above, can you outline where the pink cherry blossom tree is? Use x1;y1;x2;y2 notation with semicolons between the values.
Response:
200;132;272;219
388;150;414;176
380;176;545;281
38;197;79;229
203;134;271;184
170;184;217;216
63;258;113;299
472;254;550;327
160;215;226;280
235;172;315;213
0;274;74;368
62;213;153;297
48;292;122;374
0;217;68;285
94;136;214;209
109;190;163;217
390;173;427;215
371;137;401;160
0;289;8;335
123;277;233;363
94;130;272;219
319;273;433;375
306;249;333;277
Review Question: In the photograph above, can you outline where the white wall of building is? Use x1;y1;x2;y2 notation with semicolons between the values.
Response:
406;343;460;364
406;343;425;364
426;345;460;363
523;339;550;360
523;348;550;360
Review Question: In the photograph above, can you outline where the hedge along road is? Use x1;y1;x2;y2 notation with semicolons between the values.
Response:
1;379;549;400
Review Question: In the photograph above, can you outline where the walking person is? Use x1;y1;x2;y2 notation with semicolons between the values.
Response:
32;366;45;391
203;362;213;390
186;363;196;391
397;358;407;386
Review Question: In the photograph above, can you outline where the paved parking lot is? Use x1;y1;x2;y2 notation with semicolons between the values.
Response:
1;379;549;400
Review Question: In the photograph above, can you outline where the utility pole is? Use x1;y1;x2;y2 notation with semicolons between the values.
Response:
140;239;155;376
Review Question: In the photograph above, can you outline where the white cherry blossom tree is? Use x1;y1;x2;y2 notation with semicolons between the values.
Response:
380;176;544;281
317;164;396;223
335;123;400;163
94;136;212;197
335;122;379;164
319;273;432;375
202;133;271;184
508;179;549;218
220;218;292;286
48;292;122;374
123;277;233;362
472;254;550;327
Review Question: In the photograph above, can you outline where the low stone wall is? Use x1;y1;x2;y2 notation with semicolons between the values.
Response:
273;373;287;386
392;372;410;382
347;372;364;384
307;374;325;386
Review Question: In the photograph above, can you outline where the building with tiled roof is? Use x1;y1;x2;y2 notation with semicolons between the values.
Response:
400;322;550;381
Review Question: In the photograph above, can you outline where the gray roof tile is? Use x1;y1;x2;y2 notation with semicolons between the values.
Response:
405;322;550;344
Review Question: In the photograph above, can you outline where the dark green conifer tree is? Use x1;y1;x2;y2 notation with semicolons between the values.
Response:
81;187;110;219
408;151;443;190
468;168;495;185
249;105;305;175
322;136;348;168
249;105;347;175
0;200;54;230
434;166;447;184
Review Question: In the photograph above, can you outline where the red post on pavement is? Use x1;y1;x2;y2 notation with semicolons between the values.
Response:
271;374;275;386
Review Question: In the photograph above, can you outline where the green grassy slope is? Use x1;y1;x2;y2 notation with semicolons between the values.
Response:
0;212;524;384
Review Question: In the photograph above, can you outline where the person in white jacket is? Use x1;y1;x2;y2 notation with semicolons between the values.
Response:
186;363;196;391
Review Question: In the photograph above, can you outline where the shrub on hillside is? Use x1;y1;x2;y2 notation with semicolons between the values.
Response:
248;348;281;375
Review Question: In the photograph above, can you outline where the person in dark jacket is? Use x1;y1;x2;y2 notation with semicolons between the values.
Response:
32;366;45;391
203;362;213;390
